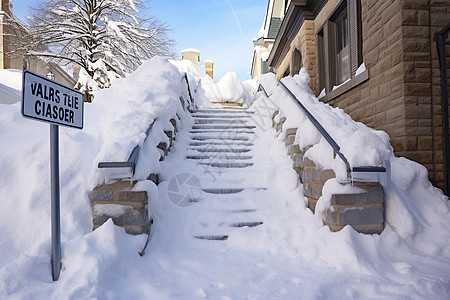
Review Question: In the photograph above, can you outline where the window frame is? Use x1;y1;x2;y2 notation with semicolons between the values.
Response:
317;0;365;101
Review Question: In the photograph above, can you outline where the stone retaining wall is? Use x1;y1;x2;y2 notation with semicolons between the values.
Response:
273;111;384;234
90;114;180;234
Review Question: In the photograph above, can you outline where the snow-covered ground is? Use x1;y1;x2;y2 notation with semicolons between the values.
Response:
0;58;449;299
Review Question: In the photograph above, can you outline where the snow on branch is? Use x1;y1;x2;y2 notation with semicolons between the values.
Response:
17;0;174;97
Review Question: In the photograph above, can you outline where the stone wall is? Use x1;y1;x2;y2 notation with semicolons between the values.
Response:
272;110;384;234
90;115;180;234
276;20;318;92
326;0;450;190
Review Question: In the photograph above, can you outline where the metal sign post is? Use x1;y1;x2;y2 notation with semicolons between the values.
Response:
50;123;61;281
21;70;84;281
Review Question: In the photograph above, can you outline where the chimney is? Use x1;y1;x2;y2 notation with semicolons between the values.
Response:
205;60;213;79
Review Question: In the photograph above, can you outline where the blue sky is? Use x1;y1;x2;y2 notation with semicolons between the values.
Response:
11;0;267;82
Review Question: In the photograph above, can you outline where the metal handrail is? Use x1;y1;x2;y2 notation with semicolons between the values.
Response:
273;80;385;175
183;73;195;108
98;72;195;175
98;120;156;175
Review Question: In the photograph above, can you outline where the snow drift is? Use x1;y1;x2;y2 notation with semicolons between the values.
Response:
199;71;255;107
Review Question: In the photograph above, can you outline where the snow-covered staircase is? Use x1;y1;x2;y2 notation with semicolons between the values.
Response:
178;108;265;241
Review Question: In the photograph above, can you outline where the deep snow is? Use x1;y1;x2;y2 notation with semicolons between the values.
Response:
0;58;449;299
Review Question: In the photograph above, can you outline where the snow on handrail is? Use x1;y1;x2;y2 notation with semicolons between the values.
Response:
98;73;194;177
273;81;385;175
98;120;156;175
183;73;195;109
277;81;352;173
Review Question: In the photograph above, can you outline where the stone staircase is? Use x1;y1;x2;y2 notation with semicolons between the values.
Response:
182;108;265;241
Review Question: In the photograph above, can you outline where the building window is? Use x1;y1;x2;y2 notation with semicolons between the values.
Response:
283;66;290;77
317;29;326;92
292;48;303;75
333;8;350;85
317;0;363;95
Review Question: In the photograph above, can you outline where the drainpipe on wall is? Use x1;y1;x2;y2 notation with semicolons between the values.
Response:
434;22;450;196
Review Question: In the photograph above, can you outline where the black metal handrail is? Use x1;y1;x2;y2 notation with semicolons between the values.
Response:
98;72;194;176
183;73;195;108
434;22;450;196
269;80;385;175
98;120;156;175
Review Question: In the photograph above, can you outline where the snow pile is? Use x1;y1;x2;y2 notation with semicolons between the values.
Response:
90;57;193;184
0;69;22;104
199;71;255;107
170;59;211;108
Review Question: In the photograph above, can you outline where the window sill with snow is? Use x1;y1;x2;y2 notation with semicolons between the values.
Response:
319;69;369;103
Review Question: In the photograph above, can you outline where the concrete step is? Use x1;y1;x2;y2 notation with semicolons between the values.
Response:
200;188;266;194
189;141;253;147
229;221;263;228
191;109;254;114
194;119;250;125
187;148;251;153
190;130;255;134
202;188;245;194
194;235;229;241
191;136;251;141
187;155;252;160
197;162;254;168
230;209;257;213
193;114;252;119
192;125;256;130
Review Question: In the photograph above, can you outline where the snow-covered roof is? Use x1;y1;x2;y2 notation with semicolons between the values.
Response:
181;48;200;54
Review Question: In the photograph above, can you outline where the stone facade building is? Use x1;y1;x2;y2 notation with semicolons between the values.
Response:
0;0;75;87
266;0;450;192
251;0;285;82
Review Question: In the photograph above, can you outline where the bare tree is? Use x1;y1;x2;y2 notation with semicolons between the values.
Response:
20;0;174;96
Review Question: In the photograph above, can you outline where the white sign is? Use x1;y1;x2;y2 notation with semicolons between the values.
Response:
22;70;84;129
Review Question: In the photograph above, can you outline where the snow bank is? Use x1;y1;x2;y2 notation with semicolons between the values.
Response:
0;69;22;104
90;57;193;184
198;72;255;107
